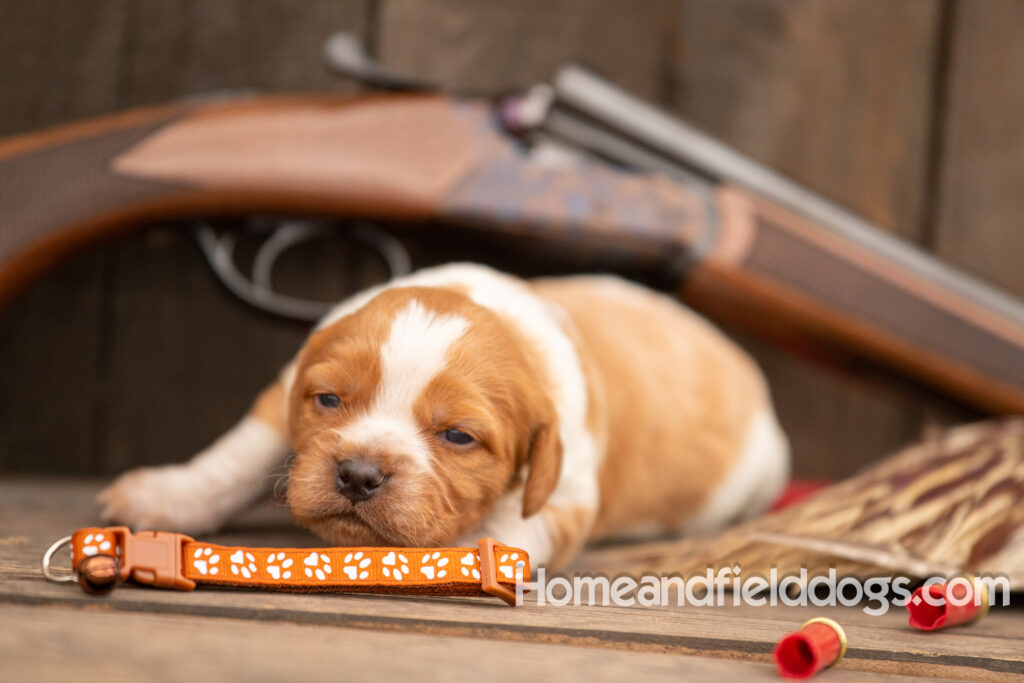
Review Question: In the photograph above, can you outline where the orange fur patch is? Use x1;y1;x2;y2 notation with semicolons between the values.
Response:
532;277;768;539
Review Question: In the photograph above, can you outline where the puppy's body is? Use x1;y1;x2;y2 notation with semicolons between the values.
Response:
101;264;788;569
536;277;786;542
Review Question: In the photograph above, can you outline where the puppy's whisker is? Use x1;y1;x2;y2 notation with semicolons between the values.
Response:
265;452;297;504
270;474;290;505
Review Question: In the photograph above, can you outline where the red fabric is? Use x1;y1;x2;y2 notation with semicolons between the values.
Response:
769;479;832;512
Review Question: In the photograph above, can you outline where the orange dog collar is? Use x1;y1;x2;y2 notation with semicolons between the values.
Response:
43;527;530;606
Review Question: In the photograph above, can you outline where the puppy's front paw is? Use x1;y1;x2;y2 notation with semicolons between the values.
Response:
97;465;227;535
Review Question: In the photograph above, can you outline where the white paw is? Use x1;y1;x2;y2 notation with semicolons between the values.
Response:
340;551;370;580
459;551;481;580
303;552;333;581
265;552;293;580
229;550;257;579
497;552;525;581
419;551;448;580
191;547;220;576
97;465;229;535
80;532;115;558
381;551;410;581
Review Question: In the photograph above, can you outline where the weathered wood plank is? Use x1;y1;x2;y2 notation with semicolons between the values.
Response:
933;0;1024;299
0;259;104;472
118;0;370;106
2;479;1021;681
378;0;673;100
3;604;968;683
0;1;127;473
675;0;940;237
0;0;128;136
669;0;961;477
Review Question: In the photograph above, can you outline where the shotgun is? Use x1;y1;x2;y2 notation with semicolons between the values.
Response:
1;54;1022;415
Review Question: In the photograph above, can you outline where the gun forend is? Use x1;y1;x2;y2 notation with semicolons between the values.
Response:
686;186;1024;415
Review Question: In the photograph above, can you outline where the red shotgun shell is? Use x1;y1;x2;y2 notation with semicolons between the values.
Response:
907;578;989;631
773;617;847;679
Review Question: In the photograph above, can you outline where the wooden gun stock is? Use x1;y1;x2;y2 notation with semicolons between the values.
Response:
686;187;1024;415
1;92;1022;414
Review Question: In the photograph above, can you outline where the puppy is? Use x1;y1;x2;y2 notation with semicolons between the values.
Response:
99;263;788;570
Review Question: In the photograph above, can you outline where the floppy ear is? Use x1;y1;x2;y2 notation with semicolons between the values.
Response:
521;422;563;518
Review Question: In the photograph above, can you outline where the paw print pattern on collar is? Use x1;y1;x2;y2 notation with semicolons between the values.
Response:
381;551;410;581
183;544;529;589
80;532;114;557
67;528;530;598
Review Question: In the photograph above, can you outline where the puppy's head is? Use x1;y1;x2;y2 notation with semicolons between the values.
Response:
286;286;562;547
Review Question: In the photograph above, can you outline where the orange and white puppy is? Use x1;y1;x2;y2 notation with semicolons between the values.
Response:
99;263;788;570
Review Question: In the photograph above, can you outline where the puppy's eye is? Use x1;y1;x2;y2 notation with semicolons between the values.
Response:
315;393;341;409
441;429;474;446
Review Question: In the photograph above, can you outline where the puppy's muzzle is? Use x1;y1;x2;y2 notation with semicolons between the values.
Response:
336;459;386;503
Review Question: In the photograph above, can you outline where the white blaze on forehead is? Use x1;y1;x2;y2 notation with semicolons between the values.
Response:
378;299;470;410
335;299;469;469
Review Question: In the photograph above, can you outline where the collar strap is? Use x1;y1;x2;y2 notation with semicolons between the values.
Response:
60;527;529;606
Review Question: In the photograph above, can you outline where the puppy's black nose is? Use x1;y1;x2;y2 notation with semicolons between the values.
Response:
336;459;385;502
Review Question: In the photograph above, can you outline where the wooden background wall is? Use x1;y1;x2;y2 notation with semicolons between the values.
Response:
1;0;1021;480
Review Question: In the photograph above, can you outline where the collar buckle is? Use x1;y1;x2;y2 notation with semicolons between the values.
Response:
477;537;521;606
108;527;196;590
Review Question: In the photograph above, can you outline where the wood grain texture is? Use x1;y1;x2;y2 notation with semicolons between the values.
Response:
0;0;128;135
118;0;369;107
3;605;974;683
377;0;675;100
1;479;1020;682
0;0;127;474
933;0;1024;299
675;0;941;235
0;259;104;472
670;0;963;477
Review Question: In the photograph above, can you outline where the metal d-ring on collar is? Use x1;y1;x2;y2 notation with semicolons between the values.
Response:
41;535;77;583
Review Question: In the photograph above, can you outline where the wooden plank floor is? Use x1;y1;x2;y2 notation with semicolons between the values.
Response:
1;478;1021;682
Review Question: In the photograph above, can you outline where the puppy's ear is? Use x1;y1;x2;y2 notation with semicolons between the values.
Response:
522;423;563;518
